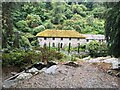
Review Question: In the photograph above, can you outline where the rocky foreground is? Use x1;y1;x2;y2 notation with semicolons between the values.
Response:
3;57;120;88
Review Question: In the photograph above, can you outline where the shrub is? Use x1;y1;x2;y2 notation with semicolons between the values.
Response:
87;40;108;57
34;47;64;62
2;49;41;68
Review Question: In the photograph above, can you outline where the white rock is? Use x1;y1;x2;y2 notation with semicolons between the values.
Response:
27;67;39;74
103;58;117;63
39;67;47;73
102;58;119;69
16;73;32;80
88;58;101;63
83;56;91;60
112;63;119;69
51;61;59;64
44;65;58;74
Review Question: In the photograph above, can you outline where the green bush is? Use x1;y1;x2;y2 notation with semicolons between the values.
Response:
33;47;64;62
2;49;41;68
87;40;108;57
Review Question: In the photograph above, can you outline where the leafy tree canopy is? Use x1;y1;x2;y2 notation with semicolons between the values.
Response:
105;2;120;57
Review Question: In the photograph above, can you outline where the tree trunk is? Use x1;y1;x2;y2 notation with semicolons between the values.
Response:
2;2;13;48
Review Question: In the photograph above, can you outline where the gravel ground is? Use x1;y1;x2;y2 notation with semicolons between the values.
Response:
11;62;119;88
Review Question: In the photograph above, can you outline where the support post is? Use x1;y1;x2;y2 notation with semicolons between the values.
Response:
58;43;60;51
78;43;80;53
68;43;71;54
49;42;50;50
44;43;46;48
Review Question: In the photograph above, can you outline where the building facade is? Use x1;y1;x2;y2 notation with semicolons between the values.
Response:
84;34;105;43
36;29;86;48
36;29;105;48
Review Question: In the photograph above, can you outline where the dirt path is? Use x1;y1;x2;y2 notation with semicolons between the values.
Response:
11;62;119;88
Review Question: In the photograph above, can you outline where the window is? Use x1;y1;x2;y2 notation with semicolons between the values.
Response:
61;38;63;40
69;38;71;40
53;37;55;40
44;37;47;40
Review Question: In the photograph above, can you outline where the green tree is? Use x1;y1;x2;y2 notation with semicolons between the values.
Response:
26;14;42;28
2;2;14;48
105;2;120;58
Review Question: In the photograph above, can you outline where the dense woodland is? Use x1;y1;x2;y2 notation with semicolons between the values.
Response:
1;2;120;69
2;2;107;48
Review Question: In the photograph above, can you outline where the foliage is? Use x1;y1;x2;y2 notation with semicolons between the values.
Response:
36;47;65;62
33;25;45;35
2;47;65;68
26;14;42;28
87;40;108;57
20;35;32;48
2;2;107;54
71;14;82;20
105;2;120;57
2;49;41;68
16;20;31;32
86;15;94;26
44;20;54;29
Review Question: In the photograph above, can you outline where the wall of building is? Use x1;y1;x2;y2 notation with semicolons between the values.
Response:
38;37;86;47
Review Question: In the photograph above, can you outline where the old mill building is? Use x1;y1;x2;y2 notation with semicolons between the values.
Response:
36;29;105;48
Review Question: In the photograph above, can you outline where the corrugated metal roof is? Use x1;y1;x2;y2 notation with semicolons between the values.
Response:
84;34;105;40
